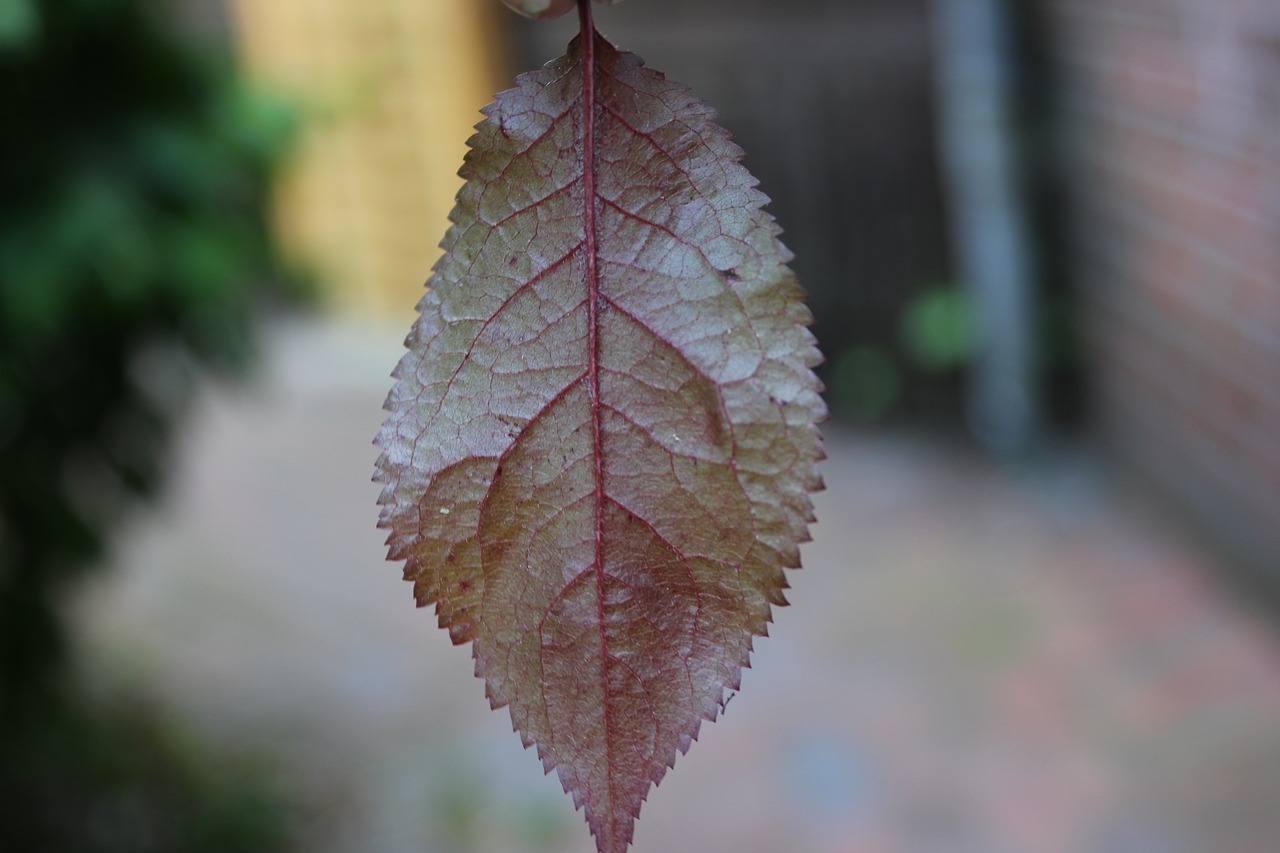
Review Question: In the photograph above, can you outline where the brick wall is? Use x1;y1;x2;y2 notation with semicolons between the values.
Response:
1040;0;1280;577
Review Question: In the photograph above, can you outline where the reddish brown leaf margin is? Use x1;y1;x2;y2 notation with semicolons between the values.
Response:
374;3;824;850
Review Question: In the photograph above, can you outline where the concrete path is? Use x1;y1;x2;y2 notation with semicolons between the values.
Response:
76;319;1280;853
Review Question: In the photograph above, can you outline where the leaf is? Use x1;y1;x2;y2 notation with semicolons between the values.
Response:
374;17;823;853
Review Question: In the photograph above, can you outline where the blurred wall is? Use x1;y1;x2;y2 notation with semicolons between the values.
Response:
227;0;509;318
1040;0;1280;578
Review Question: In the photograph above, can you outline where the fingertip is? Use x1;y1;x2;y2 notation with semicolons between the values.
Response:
500;0;577;19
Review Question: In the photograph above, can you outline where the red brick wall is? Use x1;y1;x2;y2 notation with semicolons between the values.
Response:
1041;0;1280;576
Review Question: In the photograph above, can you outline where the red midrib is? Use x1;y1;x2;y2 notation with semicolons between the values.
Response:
578;0;618;836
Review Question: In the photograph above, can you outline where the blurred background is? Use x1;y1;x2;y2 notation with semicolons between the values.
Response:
2;0;1278;850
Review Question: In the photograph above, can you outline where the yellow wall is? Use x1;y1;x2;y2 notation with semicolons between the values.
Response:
229;0;509;319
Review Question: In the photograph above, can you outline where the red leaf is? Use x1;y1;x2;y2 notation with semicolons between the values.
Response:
374;14;823;852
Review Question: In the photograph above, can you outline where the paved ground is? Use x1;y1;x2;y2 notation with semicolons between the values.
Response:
75;319;1280;853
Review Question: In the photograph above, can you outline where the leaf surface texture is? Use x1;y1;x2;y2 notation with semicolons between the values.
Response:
375;28;823;853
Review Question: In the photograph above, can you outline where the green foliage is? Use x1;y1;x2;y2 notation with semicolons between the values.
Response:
824;285;975;423
900;284;975;373
374;11;823;852
828;345;903;422
0;0;301;748
0;697;297;853
0;0;39;49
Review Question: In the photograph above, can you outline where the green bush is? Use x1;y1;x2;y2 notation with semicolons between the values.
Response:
1;1;304;847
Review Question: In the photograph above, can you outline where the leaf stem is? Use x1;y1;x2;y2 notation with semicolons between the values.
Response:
577;3;600;562
578;0;617;844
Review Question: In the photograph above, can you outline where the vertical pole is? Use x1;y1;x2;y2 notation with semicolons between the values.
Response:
932;0;1038;456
